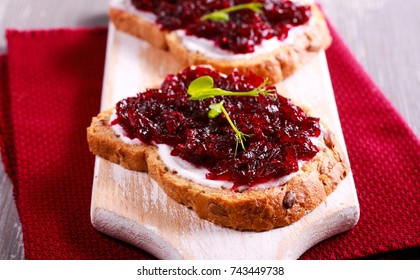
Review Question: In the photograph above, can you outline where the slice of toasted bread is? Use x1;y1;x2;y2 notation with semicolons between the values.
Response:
87;108;348;231
109;0;332;82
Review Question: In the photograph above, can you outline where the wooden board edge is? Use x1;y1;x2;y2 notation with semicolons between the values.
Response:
91;206;183;259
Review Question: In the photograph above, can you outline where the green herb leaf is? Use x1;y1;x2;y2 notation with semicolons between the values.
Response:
208;102;223;118
203;11;230;22
201;2;264;22
187;75;275;100
188;75;214;93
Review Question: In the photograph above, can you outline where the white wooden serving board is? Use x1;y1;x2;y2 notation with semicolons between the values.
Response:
90;24;360;260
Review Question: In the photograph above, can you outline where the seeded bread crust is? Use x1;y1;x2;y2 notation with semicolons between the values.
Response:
87;109;348;231
109;3;331;82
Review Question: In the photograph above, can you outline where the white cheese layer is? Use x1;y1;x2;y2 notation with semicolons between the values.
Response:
109;113;142;145
111;0;316;60
156;143;302;190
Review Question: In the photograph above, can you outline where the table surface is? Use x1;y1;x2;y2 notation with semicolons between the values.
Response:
0;0;419;260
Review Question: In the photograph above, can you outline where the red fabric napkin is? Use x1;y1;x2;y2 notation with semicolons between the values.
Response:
0;28;151;260
0;26;419;260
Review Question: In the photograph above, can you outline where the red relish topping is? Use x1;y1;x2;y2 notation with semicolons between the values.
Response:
130;0;311;54
114;66;321;188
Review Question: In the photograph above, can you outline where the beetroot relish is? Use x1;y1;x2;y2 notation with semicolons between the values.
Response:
115;66;321;188
130;0;311;54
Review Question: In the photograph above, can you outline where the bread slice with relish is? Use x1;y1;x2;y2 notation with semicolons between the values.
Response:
109;0;332;83
87;66;348;231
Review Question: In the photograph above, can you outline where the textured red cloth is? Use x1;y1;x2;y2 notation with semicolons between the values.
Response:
0;26;419;260
0;29;152;260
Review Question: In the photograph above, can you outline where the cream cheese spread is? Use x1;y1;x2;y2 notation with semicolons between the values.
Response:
109;113;142;145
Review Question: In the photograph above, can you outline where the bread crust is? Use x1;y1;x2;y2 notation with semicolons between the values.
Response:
109;8;168;49
87;110;148;171
109;3;332;82
87;109;348;231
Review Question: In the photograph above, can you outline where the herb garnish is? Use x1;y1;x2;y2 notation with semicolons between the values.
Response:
200;2;264;22
208;101;252;157
187;75;274;156
187;75;274;100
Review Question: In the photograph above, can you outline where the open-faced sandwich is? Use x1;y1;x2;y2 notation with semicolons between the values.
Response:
87;66;348;231
109;0;331;82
